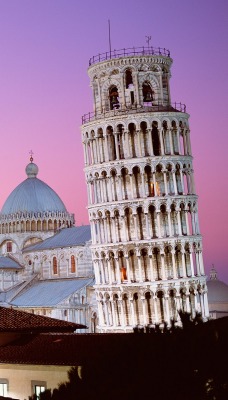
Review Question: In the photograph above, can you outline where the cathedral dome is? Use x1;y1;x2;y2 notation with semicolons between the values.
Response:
207;267;228;303
1;161;67;215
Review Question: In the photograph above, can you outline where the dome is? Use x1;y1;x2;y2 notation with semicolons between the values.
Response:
207;280;228;303
207;266;228;303
1;161;67;215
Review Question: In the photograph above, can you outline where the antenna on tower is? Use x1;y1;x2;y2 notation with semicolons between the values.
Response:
145;35;152;47
108;19;112;58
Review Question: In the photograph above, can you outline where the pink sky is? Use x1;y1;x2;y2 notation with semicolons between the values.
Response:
0;0;227;282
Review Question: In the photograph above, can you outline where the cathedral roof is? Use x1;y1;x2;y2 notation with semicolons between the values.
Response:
1;160;67;215
23;225;91;252
10;277;94;307
0;256;22;270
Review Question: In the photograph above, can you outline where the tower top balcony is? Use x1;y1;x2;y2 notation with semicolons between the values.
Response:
82;102;186;124
88;46;171;66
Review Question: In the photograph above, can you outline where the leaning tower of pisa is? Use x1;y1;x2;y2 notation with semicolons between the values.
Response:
81;46;209;332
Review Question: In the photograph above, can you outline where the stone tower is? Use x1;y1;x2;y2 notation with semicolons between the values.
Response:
81;46;209;332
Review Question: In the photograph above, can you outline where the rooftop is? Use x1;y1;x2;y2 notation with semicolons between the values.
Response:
10;277;94;307
23;225;91;252
0;306;86;333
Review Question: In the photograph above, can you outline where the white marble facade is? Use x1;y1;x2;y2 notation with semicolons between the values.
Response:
81;46;209;332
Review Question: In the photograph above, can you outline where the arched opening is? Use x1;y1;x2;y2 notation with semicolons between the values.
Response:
155;164;165;196
140;121;149;156
113;294;121;326
157;291;165;323
71;255;76;273
175;164;183;195
149;205;157;238
153;248;161;280
145;292;153;324
53;257;58;275
97;128;105;162
133;293;141;325
114;210;121;242
119;251;127;282
160;204;169;237
111;169;118;201
163;120;170;155
117;124;124;159
152;121;160;156
171;203;179;236
129;250;136;282
125;69;133;88
145;165;154;197
109;86;119;110
101;171;108;202
132;166;141;198
175;246;182;277
172;121;179;154
141;249;149;281
121;168;129;200
142;82;153;105
31;220;36;232
107;126;116;161
164;246;172;278
6;241;12;252
137;207;144;240
123;294;130;325
180;288;186;312
179;121;185;155
167;164;174;194
185;243;191;276
125;208;133;241
169;289;177;321
106;211;112;242
180;203;187;235
110;253;117;283
129;123;136;158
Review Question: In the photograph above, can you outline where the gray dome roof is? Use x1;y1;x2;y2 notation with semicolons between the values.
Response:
1;162;67;215
207;279;228;303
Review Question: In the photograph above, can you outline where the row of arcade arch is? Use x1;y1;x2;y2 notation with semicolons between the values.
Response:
87;162;195;205
90;202;200;245
93;242;204;285
97;284;208;329
83;120;191;165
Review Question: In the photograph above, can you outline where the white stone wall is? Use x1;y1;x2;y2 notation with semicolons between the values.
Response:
81;49;209;332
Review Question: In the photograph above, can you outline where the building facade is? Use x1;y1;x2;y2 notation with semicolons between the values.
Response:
81;46;209;332
0;158;96;332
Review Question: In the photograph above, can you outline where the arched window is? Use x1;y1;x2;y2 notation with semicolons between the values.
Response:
125;69;133;88
6;241;12;252
53;257;58;275
109;86;119;110
142;82;153;104
71;255;76;273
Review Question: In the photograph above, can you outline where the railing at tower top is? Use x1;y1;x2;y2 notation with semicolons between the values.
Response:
82;102;186;124
89;46;171;66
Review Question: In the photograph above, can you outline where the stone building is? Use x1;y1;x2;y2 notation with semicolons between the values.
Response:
0;158;96;332
207;266;228;319
81;45;209;332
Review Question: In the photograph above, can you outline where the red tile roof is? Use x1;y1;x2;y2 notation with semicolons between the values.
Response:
0;306;86;333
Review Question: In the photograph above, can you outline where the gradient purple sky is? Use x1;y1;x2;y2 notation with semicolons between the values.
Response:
0;0;227;281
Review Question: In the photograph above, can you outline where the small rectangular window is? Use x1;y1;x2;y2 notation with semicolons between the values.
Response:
32;381;46;399
0;379;8;397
